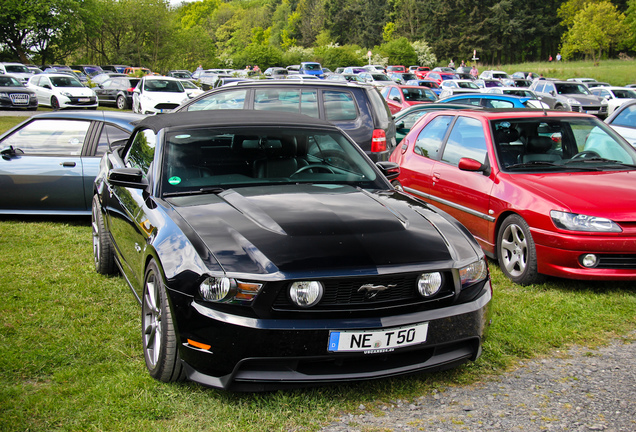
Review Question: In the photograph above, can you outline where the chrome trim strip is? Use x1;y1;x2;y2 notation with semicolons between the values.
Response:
404;186;496;223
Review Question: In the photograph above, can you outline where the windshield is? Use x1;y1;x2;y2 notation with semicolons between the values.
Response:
303;63;322;71
50;76;84;87
5;65;30;73
502;89;534;98
458;81;479;89
613;89;636;99
372;74;391;81
144;79;184;92
402;87;437;102
161;127;384;196
492;117;636;172
0;76;22;86
556;83;591;95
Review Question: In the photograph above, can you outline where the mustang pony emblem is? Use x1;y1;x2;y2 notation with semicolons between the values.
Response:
358;283;396;299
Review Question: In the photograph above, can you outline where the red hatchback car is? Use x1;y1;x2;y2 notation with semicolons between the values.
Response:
390;109;636;284
380;84;438;114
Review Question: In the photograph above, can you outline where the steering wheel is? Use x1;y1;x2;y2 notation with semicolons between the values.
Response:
571;150;601;160
290;164;335;177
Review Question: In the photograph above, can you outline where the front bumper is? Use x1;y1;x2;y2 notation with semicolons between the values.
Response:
170;282;492;391
60;95;98;108
533;228;636;279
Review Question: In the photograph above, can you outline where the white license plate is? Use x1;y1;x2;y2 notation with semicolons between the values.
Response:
79;98;90;102
328;322;428;353
586;110;598;114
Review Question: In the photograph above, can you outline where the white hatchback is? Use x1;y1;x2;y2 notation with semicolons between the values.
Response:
27;74;97;110
132;76;191;114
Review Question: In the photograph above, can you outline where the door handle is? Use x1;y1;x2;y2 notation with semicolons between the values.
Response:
61;162;76;167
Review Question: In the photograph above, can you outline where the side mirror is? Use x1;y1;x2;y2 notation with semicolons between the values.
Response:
109;138;128;152
550;90;556;97
376;161;400;181
43;84;52;90
392;96;401;102
458;157;488;173
395;120;405;130
107;167;148;189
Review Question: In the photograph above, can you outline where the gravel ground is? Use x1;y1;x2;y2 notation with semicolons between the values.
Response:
319;333;636;432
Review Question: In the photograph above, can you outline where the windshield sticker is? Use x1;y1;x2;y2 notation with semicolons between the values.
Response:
168;176;181;185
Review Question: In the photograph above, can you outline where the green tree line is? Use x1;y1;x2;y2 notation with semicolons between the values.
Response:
1;0;635;72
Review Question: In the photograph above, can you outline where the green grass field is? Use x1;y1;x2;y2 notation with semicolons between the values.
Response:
1;64;635;430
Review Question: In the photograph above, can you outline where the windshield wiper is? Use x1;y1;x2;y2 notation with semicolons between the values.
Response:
506;161;566;170
563;157;636;169
163;186;225;197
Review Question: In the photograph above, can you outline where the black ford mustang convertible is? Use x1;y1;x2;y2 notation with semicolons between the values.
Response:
92;110;491;391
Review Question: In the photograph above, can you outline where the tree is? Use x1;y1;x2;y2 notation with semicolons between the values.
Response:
561;1;628;61
0;0;86;64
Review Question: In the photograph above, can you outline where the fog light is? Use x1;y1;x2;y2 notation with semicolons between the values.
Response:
581;254;598;268
290;281;324;308
200;277;233;301
417;272;442;297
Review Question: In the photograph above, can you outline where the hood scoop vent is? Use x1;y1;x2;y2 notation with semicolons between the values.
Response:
219;189;287;236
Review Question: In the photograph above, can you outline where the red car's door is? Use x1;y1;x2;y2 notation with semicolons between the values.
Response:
428;116;495;249
393;115;454;201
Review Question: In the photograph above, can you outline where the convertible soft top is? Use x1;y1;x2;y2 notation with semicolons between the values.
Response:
135;110;335;134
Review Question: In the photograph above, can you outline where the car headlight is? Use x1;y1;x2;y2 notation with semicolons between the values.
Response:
550;210;622;232
600;99;608;105
289;281;324;307
566;98;580;106
60;91;73;98
459;258;488;289
0;92;9;100
199;277;262;303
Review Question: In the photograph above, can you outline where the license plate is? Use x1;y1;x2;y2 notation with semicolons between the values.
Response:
586;110;598;114
328;322;428;353
79;98;90;102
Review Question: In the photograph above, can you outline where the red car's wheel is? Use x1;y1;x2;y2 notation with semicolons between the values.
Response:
496;214;544;285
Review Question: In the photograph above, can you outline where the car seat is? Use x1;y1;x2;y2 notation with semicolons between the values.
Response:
521;136;561;163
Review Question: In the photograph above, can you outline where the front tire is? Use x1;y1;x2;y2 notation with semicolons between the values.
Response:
51;96;60;110
92;195;117;275
496;214;544;285
142;259;186;383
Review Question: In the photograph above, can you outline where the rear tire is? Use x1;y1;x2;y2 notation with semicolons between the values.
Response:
142;259;186;383
496;214;544;285
92;195;117;275
116;95;128;110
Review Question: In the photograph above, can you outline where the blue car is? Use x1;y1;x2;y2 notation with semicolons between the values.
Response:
298;62;325;78
439;93;545;109
0;111;145;215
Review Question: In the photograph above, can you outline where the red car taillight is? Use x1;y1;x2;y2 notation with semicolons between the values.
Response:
371;129;387;153
127;87;136;92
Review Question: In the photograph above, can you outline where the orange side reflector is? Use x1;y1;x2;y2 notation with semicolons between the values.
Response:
187;339;211;350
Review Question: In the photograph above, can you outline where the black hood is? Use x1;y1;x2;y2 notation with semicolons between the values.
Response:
167;184;478;277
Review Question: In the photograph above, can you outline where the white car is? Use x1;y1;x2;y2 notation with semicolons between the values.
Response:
605;100;636;147
479;70;514;86
27;74;98;110
132;76;191;114
590;86;636;115
439;79;481;98
358;72;393;87
483;87;550;109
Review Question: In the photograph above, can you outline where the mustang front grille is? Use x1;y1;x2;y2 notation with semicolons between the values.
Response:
273;272;456;311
